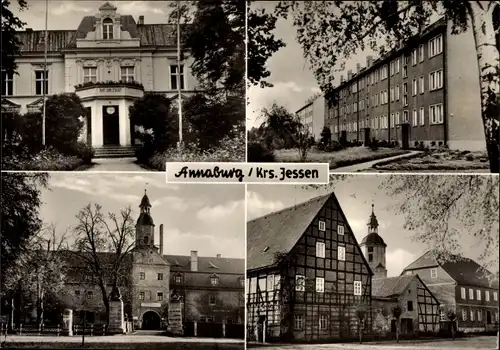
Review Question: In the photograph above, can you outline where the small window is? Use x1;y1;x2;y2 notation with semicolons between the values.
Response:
407;301;413;311
316;277;325;293
461;287;466;299
493;292;498;301
319;315;328;330
294;314;303;330
157;292;163;301
462;309;467;321
209;295;216;305
86;291;93;299
139;292;145;300
140;272;145;280
318;220;326;231
419;44;424;62
354;281;362;296
368;253;373;262
486;290;490;302
174;275;181;284
338;246;346;261
295;275;305;292
157;273;163;281
210;276;219;285
2;71;14;96
102;18;113;40
470;309;474;321
476;289;481;300
430;268;437;279
337;225;345;235
478;310;482;321
469;288;474;300
316;242;325;258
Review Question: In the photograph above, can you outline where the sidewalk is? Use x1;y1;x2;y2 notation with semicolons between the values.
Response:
85;158;148;172
332;151;422;173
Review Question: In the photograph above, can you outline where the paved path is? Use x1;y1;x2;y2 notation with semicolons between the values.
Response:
331;151;422;173
85;158;148;172
3;334;243;343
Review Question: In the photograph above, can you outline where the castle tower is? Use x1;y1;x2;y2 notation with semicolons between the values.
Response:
360;204;387;279
136;190;155;249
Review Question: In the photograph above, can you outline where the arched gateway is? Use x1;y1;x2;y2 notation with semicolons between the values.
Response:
141;311;162;330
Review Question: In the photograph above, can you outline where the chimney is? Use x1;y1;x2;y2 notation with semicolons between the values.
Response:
216;254;221;259
356;63;361;74
190;250;198;272
159;224;164;255
340;75;344;83
366;55;373;68
138;16;144;25
347;69;353;80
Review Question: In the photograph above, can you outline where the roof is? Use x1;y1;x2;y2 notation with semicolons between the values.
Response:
361;232;387;247
136;212;154;226
246;193;332;271
165;255;244;275
372;275;415;298
140;193;151;208
404;251;499;289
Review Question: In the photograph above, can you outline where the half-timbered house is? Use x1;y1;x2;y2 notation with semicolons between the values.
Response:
246;192;373;342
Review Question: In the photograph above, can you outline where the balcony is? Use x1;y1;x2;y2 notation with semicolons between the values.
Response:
74;80;144;101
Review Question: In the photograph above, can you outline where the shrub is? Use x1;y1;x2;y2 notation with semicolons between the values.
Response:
247;142;276;162
69;142;95;164
2;147;84;171
325;141;343;152
369;138;379;151
465;153;474;161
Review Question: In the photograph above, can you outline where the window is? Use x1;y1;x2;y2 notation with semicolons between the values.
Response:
429;104;443;124
354;281;362;296
390;113;395;127
319;220;326;231
140;272;145;280
478;310;482;321
419;76;424;94
419;44;424;62
295;314;303;330
403;66;408;78
461;287;466;299
429;34;443;57
396;112;400;125
412;49;417;65
476;290;481;300
390;61;395;75
144;236;149;244
368;253;373;262
338;246;346;261
403;82;408;94
412;79;417;96
102;18;113;40
407;301;414;311
209;295;216;305
440;310;445;321
296;275;305;291
470;310;474;321
469;288;474;300
494;292;498;301
412;109;418;126
316;277;325;293
429;70;443;90
170;65;185;90
316;242;325;258
35;70;48;95
403;95;408;107
396;57;400;73
210;276;219;285
83;67;97;83
337;225;344;235
157;292;163;301
462;309;467;321
174;275;181;284
419;107;425;125
395;85;400;100
390;87;394;102
319;315;328;330
403;110;409;123
86;291;93;299
2;71;13;96
120;67;134;82
486;290;490;302
157;273;163;281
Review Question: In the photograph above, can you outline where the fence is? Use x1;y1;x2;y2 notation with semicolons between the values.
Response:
183;321;244;339
0;323;107;336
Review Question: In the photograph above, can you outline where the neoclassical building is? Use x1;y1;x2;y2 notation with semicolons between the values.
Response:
2;2;198;149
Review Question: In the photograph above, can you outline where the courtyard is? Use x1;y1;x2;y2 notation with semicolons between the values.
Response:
248;335;497;350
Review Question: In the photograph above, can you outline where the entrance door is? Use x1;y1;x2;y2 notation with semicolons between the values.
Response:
85;107;92;145
401;123;410;150
364;128;371;146
487;311;492;324
102;105;119;145
142;311;161;330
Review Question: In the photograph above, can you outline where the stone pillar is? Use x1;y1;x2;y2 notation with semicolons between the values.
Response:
134;59;141;83
167;293;184;336
76;61;82;84
61;309;73;336
222;322;226;337
193;321;197;336
108;287;125;334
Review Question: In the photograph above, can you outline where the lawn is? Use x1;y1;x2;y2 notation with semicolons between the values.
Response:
275;147;409;169
374;149;490;172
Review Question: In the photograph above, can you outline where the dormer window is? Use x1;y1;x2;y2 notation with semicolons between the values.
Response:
103;18;113;40
210;275;219;286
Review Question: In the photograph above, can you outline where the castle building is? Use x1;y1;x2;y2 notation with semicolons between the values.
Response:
1;2;198;150
246;192;373;342
324;18;487;151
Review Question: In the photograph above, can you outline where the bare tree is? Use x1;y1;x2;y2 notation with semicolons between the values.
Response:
293;123;311;162
72;204;135;325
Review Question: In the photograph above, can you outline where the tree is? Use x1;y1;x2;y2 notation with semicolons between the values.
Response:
258;102;302;150
355;303;368;343
447;310;457;339
129;93;177;152
274;1;499;172
391;305;402;342
1;0;27;76
247;2;286;87
294;123;311;162
72;204;135;325
320;126;332;147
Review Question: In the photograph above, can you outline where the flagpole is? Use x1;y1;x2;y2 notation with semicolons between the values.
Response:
42;0;48;146
176;1;183;150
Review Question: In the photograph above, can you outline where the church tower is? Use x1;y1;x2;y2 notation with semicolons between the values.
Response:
136;190;155;249
360;205;387;279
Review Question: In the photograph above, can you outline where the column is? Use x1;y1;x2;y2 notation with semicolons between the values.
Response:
114;59;121;81
76;60;82;85
134;59;141;83
97;60;104;82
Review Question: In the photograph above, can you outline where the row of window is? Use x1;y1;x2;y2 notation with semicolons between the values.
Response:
461;309;499;322
139;291;164;301
139;272;229;287
340;34;443;97
294;275;363;295
460;287;498;302
1;65;186;97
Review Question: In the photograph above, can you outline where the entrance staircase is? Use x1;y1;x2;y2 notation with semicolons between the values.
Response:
94;145;139;159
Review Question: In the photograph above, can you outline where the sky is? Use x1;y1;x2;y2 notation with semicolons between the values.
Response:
247;175;497;278
39;173;245;259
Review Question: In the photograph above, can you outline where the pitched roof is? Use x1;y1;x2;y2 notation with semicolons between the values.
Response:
372;275;415;298
404;251;499;289
247;193;332;271
165;254;244;275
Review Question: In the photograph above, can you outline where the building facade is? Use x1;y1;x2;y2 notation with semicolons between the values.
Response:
52;191;244;331
1;2;198;149
325;18;486;151
295;93;325;142
246;192;373;342
401;251;499;333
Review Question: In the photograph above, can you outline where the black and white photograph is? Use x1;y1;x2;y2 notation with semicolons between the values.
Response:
1;0;245;172
0;173;245;349
247;1;499;173
246;174;499;349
